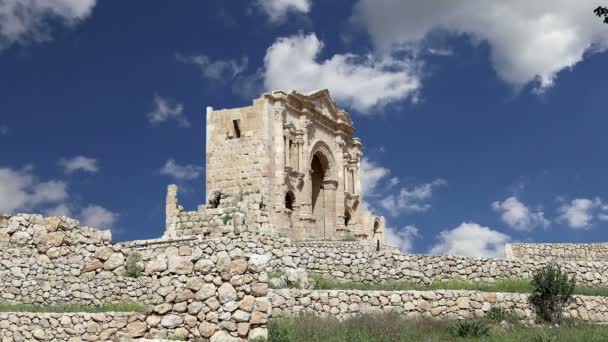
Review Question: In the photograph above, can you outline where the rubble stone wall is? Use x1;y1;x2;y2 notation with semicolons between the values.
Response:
269;289;608;323
0;311;266;342
506;243;608;262
166;188;273;238
0;214;270;341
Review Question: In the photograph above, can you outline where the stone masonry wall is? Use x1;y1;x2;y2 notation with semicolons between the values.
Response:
206;101;270;202
122;233;608;287
269;289;608;323
506;243;608;262
0;214;270;341
283;243;608;286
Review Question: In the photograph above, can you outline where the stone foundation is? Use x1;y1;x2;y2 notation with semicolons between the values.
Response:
269;289;608;323
506;243;608;262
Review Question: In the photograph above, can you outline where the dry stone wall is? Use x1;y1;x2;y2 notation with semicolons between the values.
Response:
0;214;270;341
0;311;268;341
284;243;608;286
506;243;608;262
269;289;608;323
166;190;272;238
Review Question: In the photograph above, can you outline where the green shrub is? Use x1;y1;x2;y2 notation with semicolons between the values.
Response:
339;235;357;241
267;319;293;342
529;264;575;324
125;253;142;278
486;306;518;323
449;320;490;338
533;333;558;342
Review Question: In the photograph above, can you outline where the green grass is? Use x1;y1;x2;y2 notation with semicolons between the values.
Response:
0;301;146;313
268;269;285;280
308;273;608;297
262;314;608;342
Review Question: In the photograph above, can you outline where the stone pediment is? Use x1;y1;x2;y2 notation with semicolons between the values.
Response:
302;89;352;126
266;89;352;127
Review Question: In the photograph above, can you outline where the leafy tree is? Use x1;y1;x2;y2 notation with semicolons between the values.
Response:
529;264;576;324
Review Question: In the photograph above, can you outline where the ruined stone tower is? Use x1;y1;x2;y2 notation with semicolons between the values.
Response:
167;89;385;243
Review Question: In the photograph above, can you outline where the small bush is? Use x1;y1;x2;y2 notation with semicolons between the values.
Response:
486;306;518;323
339;235;357;241
268;269;285;280
533;333;558;342
125;253;142;278
529;264;575;324
449;320;490;338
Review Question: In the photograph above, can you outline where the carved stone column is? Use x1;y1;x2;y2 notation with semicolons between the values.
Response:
321;179;338;237
283;129;291;168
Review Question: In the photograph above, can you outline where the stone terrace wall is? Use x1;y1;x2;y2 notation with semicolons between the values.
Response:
166;189;272;238
121;233;608;287
285;243;608;286
270;289;608;323
0;214;270;341
506;243;608;262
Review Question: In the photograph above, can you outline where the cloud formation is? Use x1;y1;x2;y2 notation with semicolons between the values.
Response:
379;179;447;216
160;159;204;180
354;0;608;91
263;33;420;112
0;125;8;135
79;204;117;229
557;197;606;229
430;222;511;258
59;156;98;174
385;224;419;253
492;196;549;231
147;94;189;128
0;0;96;50
176;53;248;81
360;157;445;216
0;167;68;213
256;0;311;22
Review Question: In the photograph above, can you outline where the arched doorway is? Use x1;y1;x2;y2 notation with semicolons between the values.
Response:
344;209;351;227
309;148;336;238
285;191;295;210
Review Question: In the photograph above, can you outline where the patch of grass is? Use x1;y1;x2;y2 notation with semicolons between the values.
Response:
485;306;519;323
0;301;146;313
339;235;357;242
125;253;142;278
306;273;608;297
268;269;285;280
449;320;490;338
264;314;608;342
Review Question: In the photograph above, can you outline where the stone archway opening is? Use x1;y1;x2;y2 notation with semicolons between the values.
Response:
344;209;351;227
285;191;295;210
310;150;335;237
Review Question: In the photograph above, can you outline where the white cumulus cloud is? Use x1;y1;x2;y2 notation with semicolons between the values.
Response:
0;167;68;213
360;157;390;196
354;0;608;91
79;204;117;229
380;179;447;216
147;94;189;128
557;197;604;229
176;53;248;81
430;222;511;258
492;196;549;231
385;224;419;253
0;0;96;50
59;156;98;174
256;0;311;22
160;159;203;181
263;33;421;112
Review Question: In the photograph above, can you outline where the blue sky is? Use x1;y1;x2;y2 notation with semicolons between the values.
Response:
1;1;608;257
